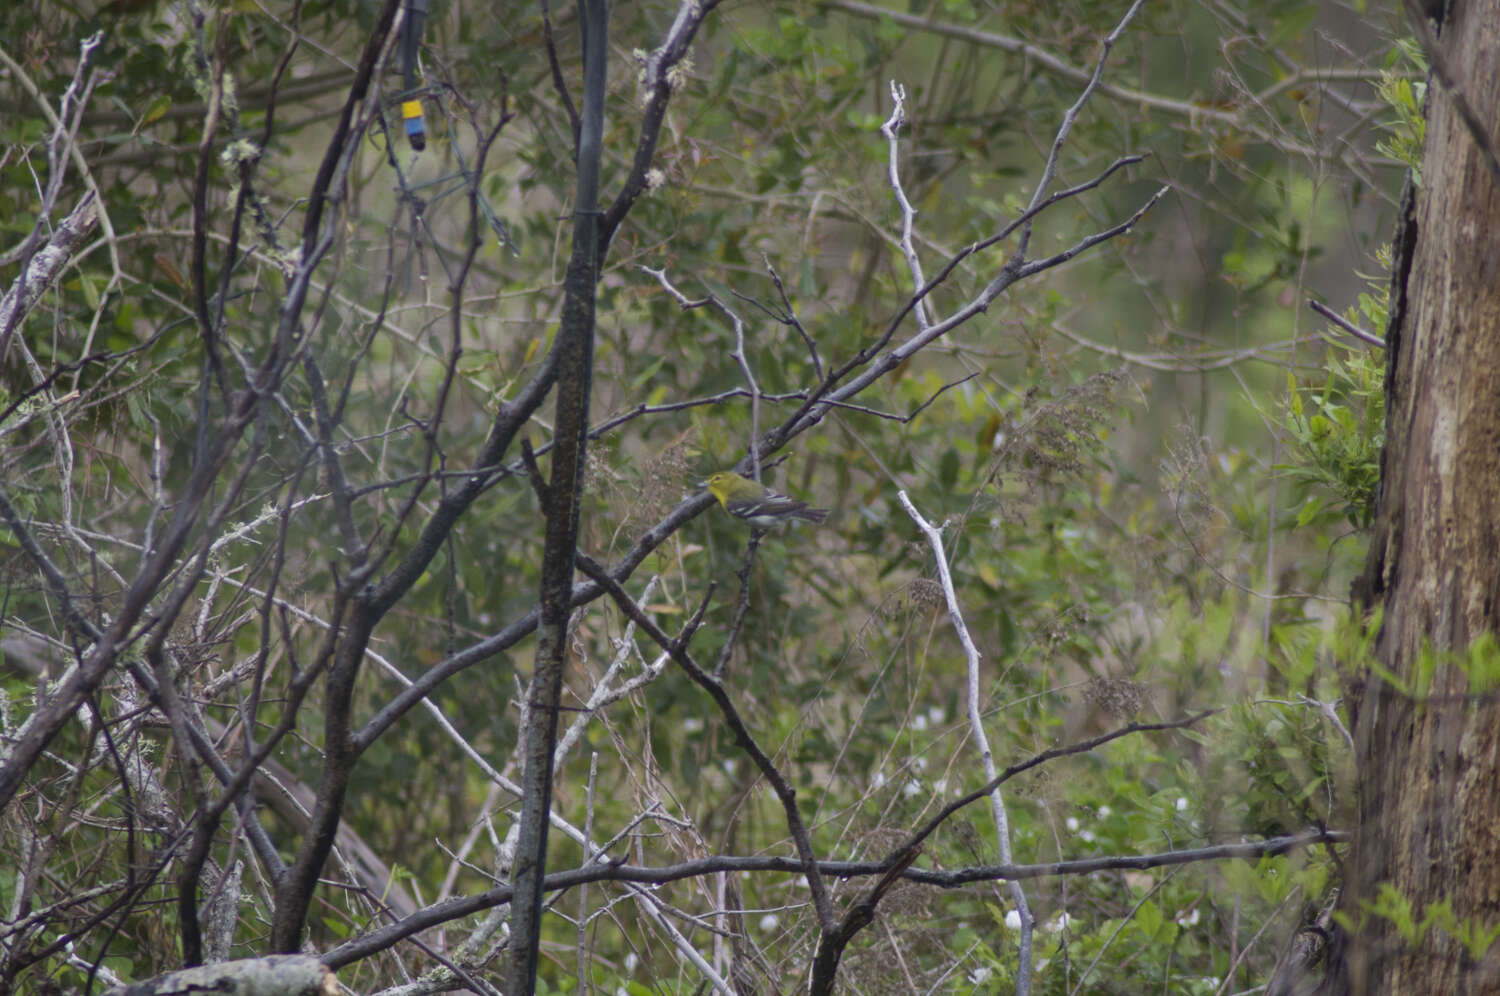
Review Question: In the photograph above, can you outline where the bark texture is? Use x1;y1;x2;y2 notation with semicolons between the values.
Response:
100;955;336;996
1348;0;1500;990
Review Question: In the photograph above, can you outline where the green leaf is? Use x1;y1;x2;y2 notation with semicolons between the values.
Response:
1135;899;1164;938
939;447;960;489
141;93;172;125
1295;496;1325;527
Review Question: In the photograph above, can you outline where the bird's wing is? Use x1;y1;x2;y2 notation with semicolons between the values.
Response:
726;492;805;517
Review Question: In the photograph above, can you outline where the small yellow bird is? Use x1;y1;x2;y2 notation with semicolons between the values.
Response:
703;471;830;528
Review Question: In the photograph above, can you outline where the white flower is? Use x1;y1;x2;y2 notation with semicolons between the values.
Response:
1046;912;1071;932
968;966;993;985
759;914;779;931
1176;908;1200;928
872;771;887;789
723;759;736;775
623;953;638;973
903;779;923;797
1096;805;1111;819
1080;830;1095;843
683;717;703;733
928;706;947;724
1176;796;1189;812
912;714;929;731
1065;817;1080;832
1004;910;1022;929
933;778;947;794
913;756;929;772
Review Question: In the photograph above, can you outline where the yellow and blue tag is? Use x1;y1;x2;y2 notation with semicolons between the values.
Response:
400;0;428;151
402;99;425;151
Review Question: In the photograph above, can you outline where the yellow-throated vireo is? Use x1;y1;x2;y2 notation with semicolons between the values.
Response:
703;471;829;528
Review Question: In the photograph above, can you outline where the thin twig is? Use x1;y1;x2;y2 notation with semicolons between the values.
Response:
322;829;1346;967
763;256;824;379
573;552;838;932
1016;0;1147;259
882;81;933;330
1309;298;1385;348
898;490;1035;995
640;264;764;480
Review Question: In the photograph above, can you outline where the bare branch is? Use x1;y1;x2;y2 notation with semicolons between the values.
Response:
900;490;1036;990
323;829;1346;968
1017;0;1146;257
599;0;723;261
641;265;763;479
0;193;98;366
881;81;934;330
1310;297;1386;348
574;553;838;932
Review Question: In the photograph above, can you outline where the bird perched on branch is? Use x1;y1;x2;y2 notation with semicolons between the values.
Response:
703;471;830;528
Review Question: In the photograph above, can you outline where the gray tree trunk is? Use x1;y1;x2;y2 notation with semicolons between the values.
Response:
1346;0;1500;991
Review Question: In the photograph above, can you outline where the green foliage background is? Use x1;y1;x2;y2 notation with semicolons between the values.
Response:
0;0;1413;991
